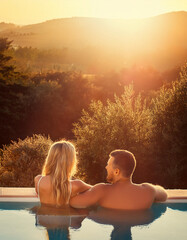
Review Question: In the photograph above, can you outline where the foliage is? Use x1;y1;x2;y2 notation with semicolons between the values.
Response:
0;38;15;79
0;39;96;146
24;71;95;140
0;38;30;146
150;64;187;188
0;135;52;187
73;65;187;188
0;38;27;83
0;37;186;188
0;79;30;146
8;46;70;73
73;85;153;184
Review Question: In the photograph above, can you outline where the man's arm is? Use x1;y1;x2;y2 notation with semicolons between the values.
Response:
154;185;168;202
75;180;92;193
71;180;92;197
70;183;105;208
142;183;168;202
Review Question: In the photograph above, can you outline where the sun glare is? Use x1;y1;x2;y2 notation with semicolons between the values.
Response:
0;0;187;25
88;0;187;19
89;0;153;19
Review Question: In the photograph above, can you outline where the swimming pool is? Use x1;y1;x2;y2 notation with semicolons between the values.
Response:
0;200;187;240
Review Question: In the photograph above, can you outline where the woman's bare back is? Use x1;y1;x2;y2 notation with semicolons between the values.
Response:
34;175;91;206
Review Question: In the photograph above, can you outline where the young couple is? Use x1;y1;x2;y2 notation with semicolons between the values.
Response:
35;140;168;210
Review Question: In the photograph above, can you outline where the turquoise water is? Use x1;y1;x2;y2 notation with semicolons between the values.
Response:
0;202;187;240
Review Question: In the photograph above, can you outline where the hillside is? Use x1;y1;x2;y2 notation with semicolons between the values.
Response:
0;22;18;32
0;11;186;72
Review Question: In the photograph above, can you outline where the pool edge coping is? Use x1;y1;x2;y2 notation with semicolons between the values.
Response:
0;188;187;203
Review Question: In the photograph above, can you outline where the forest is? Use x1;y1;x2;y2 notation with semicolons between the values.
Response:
0;38;186;188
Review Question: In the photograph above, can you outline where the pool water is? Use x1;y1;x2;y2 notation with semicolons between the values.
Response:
0;202;187;240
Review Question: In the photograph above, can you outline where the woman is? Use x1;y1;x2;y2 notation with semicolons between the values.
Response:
34;140;91;207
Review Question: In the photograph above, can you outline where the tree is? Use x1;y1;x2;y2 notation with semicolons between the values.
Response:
150;64;187;188
0;38;30;146
0;38;13;77
0;38;22;82
73;85;153;184
0;79;30;146
24;71;95;140
73;65;187;188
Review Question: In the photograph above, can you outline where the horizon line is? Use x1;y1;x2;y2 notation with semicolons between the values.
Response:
0;10;186;27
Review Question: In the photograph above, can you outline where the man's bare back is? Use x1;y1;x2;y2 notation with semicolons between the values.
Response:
70;150;167;210
98;181;156;210
70;180;167;210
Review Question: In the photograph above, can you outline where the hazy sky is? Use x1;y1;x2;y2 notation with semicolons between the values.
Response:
0;0;187;25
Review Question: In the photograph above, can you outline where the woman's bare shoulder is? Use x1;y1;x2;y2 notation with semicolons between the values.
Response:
34;174;42;183
34;175;51;185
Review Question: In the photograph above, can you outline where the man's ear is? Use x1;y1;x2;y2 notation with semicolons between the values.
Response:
114;168;120;175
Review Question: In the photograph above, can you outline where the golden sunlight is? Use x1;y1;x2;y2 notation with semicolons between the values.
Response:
89;0;164;19
0;0;187;24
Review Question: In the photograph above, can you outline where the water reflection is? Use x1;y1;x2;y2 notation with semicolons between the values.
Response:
31;203;187;240
88;203;167;240
31;205;88;240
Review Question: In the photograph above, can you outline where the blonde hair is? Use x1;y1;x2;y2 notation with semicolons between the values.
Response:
42;140;77;206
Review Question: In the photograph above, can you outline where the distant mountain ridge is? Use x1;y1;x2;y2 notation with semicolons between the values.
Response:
0;11;186;71
0;22;18;32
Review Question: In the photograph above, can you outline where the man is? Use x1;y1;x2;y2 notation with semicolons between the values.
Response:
70;150;168;210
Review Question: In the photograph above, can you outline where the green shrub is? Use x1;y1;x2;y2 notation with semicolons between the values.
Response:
150;64;187;188
74;65;187;188
0;134;53;187
74;85;153;184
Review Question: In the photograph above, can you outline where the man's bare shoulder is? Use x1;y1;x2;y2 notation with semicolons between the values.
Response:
80;182;109;192
141;182;154;188
82;182;111;195
93;183;110;190
138;183;167;202
143;183;168;202
141;183;156;194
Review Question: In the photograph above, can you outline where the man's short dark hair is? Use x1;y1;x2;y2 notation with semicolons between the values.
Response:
110;150;136;177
